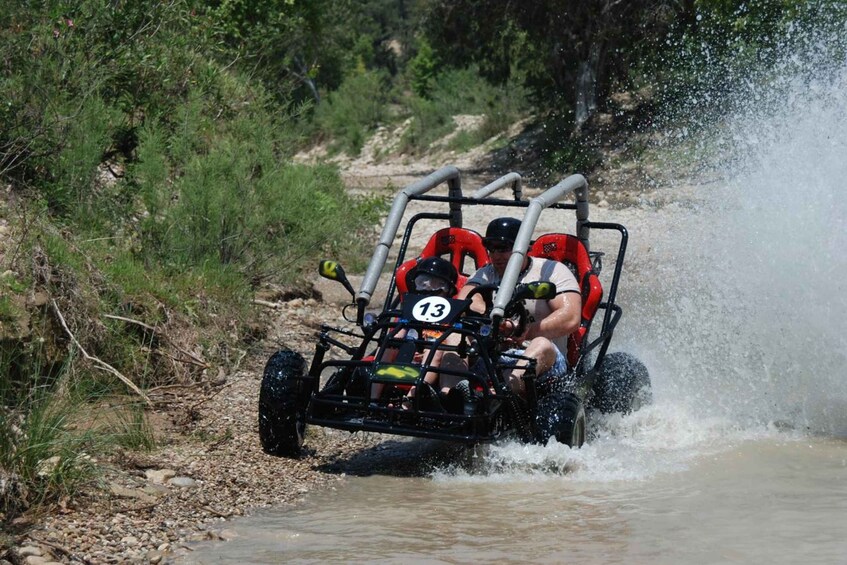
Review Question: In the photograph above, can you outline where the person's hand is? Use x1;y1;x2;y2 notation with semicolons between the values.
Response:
499;317;526;347
499;318;517;337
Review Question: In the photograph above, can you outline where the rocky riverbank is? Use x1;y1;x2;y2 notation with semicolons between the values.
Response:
8;295;385;564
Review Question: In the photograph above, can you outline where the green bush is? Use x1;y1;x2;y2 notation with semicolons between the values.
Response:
0;384;98;520
313;70;391;155
129;96;384;282
399;66;529;154
408;39;438;98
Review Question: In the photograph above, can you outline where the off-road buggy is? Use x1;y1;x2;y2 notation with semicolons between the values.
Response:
259;166;651;457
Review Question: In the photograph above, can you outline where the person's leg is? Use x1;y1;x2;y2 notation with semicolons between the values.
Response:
507;337;558;395
434;351;467;393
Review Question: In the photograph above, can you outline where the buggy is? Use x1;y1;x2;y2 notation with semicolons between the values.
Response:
259;166;651;457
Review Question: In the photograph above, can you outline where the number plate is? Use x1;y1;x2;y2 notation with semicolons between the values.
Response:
400;294;470;326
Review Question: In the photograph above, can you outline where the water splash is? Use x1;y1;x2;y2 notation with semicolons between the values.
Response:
621;15;847;437
434;13;847;482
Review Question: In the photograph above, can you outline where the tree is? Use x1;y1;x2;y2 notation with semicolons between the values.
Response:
424;1;684;128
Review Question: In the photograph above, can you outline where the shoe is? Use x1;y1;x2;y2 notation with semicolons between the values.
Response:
454;380;480;415
440;386;466;414
414;382;441;412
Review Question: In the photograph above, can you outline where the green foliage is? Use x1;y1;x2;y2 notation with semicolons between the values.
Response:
101;403;155;451
130;93;383;280
207;0;365;102
0;384;98;520
399;66;529;154
313;70;391;155
421;0;682;127
0;0;210;202
544;142;602;177
408;39;438;98
0;377;153;523
650;0;847;128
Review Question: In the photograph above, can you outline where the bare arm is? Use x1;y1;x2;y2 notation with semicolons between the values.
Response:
456;282;487;314
522;291;582;341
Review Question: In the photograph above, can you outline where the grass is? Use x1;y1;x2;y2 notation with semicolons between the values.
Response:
0;383;98;521
0;365;157;526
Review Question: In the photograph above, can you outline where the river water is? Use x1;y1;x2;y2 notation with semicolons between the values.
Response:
181;23;847;565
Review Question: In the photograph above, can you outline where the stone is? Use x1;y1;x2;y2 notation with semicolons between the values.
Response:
36;456;61;477
18;547;42;557
28;291;49;307
145;469;176;484
167;477;197;488
108;483;157;504
142;484;169;497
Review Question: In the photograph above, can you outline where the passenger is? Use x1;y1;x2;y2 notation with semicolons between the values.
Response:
371;256;459;405
455;217;582;396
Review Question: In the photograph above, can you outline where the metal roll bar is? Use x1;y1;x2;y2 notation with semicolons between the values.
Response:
472;172;523;201
356;166;463;315
490;174;588;322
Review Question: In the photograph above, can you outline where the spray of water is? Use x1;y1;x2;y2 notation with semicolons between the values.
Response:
629;16;847;437
438;11;847;481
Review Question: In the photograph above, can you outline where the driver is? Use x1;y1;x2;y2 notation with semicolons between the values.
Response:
456;217;582;396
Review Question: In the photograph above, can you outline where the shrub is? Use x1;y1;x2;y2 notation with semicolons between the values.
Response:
398;66;529;154
0;382;98;522
312;70;391;155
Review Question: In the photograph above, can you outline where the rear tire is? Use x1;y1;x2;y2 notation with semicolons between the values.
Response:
258;349;309;457
592;352;652;414
535;391;586;448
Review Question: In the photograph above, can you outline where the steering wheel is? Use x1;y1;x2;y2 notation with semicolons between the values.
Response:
463;283;497;315
463;283;530;342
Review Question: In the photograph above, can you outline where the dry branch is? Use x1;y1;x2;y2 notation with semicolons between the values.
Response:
52;301;152;406
104;313;208;368
252;298;279;309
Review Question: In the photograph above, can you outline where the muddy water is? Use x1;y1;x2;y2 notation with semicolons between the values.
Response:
181;434;847;564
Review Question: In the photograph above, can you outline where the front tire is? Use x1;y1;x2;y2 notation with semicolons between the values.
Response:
535;391;586;448
258;349;309;457
591;352;652;414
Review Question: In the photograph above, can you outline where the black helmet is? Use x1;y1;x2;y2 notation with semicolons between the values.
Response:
483;217;521;247
409;256;458;295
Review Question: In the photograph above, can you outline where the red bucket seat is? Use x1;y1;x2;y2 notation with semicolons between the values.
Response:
528;234;603;367
396;227;490;295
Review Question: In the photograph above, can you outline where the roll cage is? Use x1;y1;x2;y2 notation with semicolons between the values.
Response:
300;166;629;444
357;165;628;370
